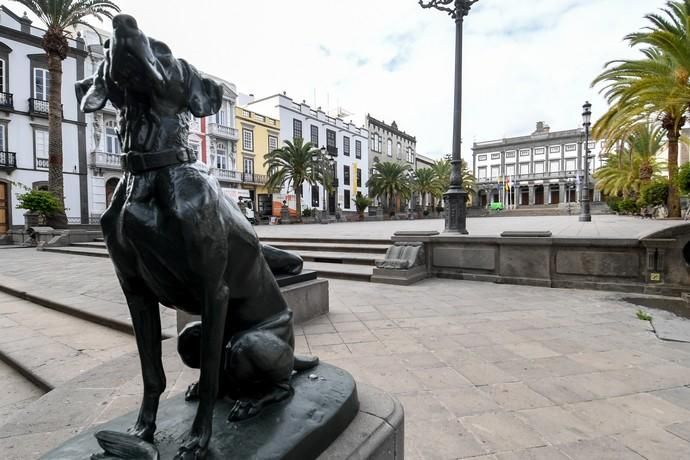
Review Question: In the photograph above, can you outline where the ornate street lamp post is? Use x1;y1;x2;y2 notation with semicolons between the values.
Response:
579;101;592;222
419;0;478;234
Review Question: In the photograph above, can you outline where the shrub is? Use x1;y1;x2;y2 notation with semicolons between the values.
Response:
639;179;669;207
302;208;312;217
678;163;690;195
436;205;444;212
606;196;621;213
352;194;373;213
16;190;61;218
618;198;640;215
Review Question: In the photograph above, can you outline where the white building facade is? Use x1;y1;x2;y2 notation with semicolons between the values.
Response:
0;7;90;232
472;122;604;208
247;94;369;215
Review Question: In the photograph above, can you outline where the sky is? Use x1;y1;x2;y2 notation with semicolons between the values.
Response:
4;0;669;161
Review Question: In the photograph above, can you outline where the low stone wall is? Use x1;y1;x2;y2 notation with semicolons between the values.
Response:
391;225;690;296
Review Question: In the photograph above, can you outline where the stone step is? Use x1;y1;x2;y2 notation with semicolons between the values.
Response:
259;236;391;245
262;241;389;254
0;291;136;391
302;261;373;282
296;250;380;266
43;246;109;258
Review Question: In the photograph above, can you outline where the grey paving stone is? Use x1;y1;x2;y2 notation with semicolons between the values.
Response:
461;412;547;453
613;427;690;460
558;437;646;459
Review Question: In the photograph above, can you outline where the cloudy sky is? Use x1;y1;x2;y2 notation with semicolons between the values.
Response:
7;0;668;160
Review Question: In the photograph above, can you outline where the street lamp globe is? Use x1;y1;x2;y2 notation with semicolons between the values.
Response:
582;101;592;127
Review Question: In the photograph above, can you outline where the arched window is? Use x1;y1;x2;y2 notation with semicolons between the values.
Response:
216;142;227;170
0;58;5;93
105;177;119;206
387;139;392;157
397;142;402;159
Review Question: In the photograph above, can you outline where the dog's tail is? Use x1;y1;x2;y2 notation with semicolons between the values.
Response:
93;430;159;460
294;355;319;372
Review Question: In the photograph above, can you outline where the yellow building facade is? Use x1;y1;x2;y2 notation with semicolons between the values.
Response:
235;107;281;219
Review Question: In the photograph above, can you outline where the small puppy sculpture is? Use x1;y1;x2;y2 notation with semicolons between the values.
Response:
76;14;315;460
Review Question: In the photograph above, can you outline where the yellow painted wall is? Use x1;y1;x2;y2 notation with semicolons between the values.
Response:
235;107;281;197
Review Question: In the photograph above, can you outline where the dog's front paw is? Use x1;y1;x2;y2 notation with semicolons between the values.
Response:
174;435;208;460
227;399;261;421
127;421;156;443
185;382;200;401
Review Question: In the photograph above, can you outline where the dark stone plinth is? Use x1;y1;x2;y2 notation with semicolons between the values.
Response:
275;270;318;287
41;363;358;460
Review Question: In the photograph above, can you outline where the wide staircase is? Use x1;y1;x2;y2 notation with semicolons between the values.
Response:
43;236;391;282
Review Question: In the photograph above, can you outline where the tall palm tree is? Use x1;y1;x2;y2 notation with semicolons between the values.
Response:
413;168;438;208
366;161;412;214
264;138;327;218
594;122;666;198
430;158;475;203
592;0;690;217
13;1;121;227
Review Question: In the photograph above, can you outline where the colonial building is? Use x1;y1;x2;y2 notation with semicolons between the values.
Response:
366;115;416;173
0;6;89;232
246;93;369;215
235;105;279;219
415;153;435;170
472;121;604;208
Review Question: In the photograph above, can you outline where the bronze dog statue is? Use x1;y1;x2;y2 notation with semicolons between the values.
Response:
76;14;315;459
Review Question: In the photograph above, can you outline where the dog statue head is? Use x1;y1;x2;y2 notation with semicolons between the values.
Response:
76;14;223;153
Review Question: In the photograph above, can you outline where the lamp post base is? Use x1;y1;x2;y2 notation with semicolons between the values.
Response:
444;189;469;234
578;214;591;222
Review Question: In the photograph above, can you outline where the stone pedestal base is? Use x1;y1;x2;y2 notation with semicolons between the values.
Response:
371;265;428;286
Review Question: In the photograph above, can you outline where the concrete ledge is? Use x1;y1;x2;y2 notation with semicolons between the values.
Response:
372;265;428;286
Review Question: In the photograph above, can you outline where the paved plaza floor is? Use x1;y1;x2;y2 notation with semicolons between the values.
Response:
1;234;690;458
255;215;686;240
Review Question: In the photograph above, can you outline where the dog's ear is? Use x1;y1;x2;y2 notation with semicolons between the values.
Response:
182;59;223;117
75;60;109;113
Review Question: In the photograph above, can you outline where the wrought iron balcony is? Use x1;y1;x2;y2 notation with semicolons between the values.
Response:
207;123;238;140
0;92;13;109
326;145;338;156
242;173;269;185
210;167;241;182
29;98;50;116
0;151;16;170
91;151;122;171
36;157;49;170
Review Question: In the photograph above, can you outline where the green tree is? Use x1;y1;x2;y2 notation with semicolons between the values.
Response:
264;138;328;219
592;0;690;217
366;161;412;214
13;0;121;227
594;122;666;198
430;158;475;205
413;168;439;208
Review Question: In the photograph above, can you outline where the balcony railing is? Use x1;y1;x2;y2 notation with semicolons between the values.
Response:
326;145;338;155
0;92;13;109
91;151;122;171
29;98;63;118
0;151;16;170
477;170;587;184
210;167;241;182
207;123;238;140
242;173;269;185
36;157;49;170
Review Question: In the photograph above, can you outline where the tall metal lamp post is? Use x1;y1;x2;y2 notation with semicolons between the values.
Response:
419;0;479;234
579;101;592;222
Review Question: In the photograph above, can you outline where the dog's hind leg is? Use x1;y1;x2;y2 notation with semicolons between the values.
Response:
118;277;166;443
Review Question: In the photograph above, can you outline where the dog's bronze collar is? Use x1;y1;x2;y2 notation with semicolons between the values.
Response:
121;148;197;174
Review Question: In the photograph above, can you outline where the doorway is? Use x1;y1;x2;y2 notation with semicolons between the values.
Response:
105;178;119;207
0;182;8;234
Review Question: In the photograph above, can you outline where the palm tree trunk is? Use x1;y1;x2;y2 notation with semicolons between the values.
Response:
47;51;68;228
667;130;681;218
295;186;302;222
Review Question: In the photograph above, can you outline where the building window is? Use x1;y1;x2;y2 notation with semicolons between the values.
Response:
216;143;227;170
387;139;392;157
344;190;351;209
311;125;319;146
534;161;545;174
189;140;200;157
519;149;530;157
326;129;336;148
311;185;319;207
0;124;6;151
505;164;515;176
565;144;576;152
397;142;402;159
343;165;350;186
242;128;254;152
477;166;487;179
34;67;49;100
0;59;5;93
477;154;487;161
355;140;362;159
491;152;500;160
357;168;362;187
490;165;500;179
105;120;120;154
550;159;560;172
371;133;381;152
377;134;382;153
216;109;226;126
293;119;302;140
549;146;561;154
343;136;350;156
587;141;596;150
534;147;545;155
244;158;254;175
519;163;529;175
505;150;516;158
34;129;49;169
565;159;576;171
406;147;412;163
268;135;278;152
